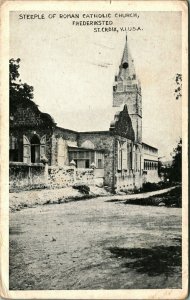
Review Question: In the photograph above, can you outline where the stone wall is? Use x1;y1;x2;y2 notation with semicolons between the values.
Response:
48;166;94;188
115;171;142;191
10;163;96;191
143;170;160;184
9;162;46;191
116;172;134;191
48;166;75;188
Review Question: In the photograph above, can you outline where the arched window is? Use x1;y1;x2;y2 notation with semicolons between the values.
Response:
31;135;40;163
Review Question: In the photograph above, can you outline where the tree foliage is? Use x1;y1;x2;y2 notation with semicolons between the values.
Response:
9;58;34;112
174;73;182;100
170;138;182;182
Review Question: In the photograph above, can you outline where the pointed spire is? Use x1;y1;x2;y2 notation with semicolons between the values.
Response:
118;35;136;80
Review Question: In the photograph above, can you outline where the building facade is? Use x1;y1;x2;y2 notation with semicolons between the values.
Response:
9;35;159;191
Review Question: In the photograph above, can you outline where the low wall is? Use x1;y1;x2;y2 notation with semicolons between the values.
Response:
9;163;103;191
143;170;160;184
48;166;95;188
115;171;142;191
116;174;134;191
94;168;104;187
9;162;46;191
76;168;94;185
115;170;160;192
10;162;160;192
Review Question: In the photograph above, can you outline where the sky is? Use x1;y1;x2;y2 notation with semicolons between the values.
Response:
10;11;182;160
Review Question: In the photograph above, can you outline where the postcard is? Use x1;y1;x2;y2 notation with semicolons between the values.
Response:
0;1;188;299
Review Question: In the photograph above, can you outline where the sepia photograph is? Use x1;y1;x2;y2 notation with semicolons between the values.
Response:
0;1;188;299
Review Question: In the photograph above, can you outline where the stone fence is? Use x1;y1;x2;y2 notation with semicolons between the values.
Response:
48;166;95;188
9;162;46;191
142;170;160;184
115;171;143;191
9;162;159;192
115;170;160;192
9;163;99;191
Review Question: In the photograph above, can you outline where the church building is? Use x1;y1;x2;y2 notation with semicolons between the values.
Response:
9;35;159;191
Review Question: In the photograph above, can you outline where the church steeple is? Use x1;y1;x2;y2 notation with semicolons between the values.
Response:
118;34;136;81
113;34;142;143
114;34;138;90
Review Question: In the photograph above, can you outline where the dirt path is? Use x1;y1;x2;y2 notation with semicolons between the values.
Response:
103;186;178;200
9;195;181;290
10;185;178;212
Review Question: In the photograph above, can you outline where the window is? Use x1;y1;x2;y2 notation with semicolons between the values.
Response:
85;160;90;168
122;144;128;170
31;135;40;163
9;136;24;162
118;145;122;170
79;151;84;159
122;62;128;69
9;136;18;162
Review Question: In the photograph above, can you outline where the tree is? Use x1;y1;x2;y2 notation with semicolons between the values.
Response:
170;138;182;182
174;73;182;100
9;58;34;113
158;159;163;177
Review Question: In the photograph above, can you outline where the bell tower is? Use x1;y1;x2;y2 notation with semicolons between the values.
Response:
113;35;142;144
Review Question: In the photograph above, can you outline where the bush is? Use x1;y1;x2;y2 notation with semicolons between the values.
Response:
141;181;172;193
73;184;90;195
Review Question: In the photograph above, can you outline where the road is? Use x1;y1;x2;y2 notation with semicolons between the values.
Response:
9;197;182;290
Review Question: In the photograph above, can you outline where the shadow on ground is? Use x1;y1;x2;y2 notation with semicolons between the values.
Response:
108;243;181;277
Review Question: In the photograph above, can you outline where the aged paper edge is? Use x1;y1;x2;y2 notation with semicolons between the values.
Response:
0;1;188;299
